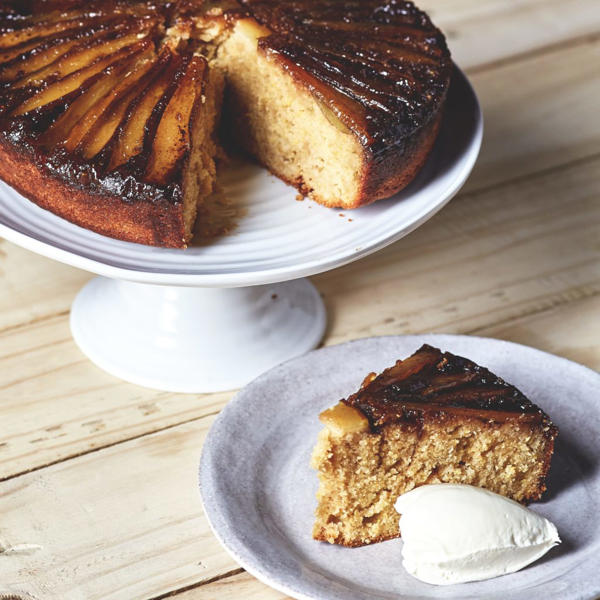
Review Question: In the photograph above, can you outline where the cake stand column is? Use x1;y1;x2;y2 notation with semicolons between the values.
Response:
70;276;326;393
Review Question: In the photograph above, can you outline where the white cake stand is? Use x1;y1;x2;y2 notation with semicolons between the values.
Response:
0;68;482;393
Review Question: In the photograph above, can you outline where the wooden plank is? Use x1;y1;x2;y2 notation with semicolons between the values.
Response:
171;572;288;600
1;155;598;480
476;294;600;371
1;294;598;600
0;416;240;600
0;241;88;334
315;155;600;344
0;314;231;480
424;0;600;71
464;39;600;192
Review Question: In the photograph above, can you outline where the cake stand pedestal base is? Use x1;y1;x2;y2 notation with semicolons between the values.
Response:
70;276;326;393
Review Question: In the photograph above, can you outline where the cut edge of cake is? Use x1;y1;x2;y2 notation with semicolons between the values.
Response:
214;17;365;210
0;9;225;248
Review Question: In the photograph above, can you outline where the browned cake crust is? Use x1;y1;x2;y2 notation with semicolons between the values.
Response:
311;345;558;547
232;0;452;207
0;136;187;246
345;345;556;434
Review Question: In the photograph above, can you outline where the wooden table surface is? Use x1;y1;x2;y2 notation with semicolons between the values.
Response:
1;1;599;598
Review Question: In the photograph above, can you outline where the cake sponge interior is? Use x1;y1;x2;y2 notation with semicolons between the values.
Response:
214;19;364;208
311;417;554;547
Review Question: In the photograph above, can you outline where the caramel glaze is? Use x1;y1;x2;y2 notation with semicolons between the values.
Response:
0;4;190;203
343;344;558;438
232;0;452;164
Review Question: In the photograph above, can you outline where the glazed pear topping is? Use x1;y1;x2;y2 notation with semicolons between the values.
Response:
319;402;370;436
343;344;556;430
235;0;452;154
0;1;207;200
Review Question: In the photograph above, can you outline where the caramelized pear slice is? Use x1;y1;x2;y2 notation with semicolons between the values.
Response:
20;9;103;25
0;15;125;63
62;47;155;153
78;54;159;159
0;17;96;49
108;52;175;170
81;86;145;161
0;18;145;83
42;71;123;148
0;36;83;82
0;37;50;63
319;402;369;435
13;26;155;89
11;40;151;116
21;6;154;26
43;45;153;150
377;346;441;387
144;55;205;185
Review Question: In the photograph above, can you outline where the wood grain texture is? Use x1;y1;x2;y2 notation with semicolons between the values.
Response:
0;314;230;480
464;39;600;192
315;155;600;346
424;0;600;71
476;295;600;371
0;416;240;600
0;1;599;598
0;241;87;334
170;571;288;599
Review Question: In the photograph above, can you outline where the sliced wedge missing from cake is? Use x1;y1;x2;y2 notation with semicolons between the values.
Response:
311;344;558;547
214;17;365;208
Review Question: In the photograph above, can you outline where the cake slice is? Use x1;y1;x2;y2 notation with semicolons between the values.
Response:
311;344;558;547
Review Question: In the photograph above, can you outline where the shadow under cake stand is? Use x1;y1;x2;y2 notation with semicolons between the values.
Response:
0;68;482;393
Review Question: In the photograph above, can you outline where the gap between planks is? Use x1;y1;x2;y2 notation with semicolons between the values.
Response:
0;309;70;337
0;407;224;484
147;569;244;600
455;151;600;203
464;30;600;76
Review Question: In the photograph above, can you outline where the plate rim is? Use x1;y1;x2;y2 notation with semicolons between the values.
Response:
199;333;600;600
0;66;482;287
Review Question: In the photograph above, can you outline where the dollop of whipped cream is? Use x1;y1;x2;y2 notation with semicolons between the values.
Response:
394;484;560;585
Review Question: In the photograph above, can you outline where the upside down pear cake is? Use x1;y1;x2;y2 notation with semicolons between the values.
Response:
311;345;558;547
0;0;452;247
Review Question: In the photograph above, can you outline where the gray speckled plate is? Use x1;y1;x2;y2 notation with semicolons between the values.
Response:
199;335;600;600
